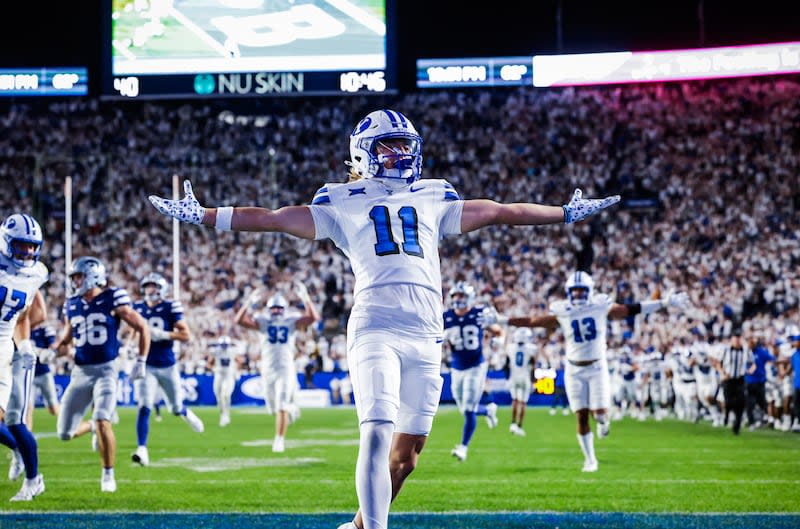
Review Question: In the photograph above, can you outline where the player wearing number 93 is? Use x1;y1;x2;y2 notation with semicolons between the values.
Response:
53;256;150;493
148;109;620;529
507;270;690;473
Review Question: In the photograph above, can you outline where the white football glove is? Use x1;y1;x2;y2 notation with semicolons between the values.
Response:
130;358;147;380
150;327;172;342
562;188;621;224
148;180;207;225
489;336;505;351
477;307;509;327
662;290;690;311
246;288;262;308
37;347;56;364
293;281;311;304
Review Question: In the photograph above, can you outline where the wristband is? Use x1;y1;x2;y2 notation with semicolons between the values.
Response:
639;299;664;315
215;206;234;231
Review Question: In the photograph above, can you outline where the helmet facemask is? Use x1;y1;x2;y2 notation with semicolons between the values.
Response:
0;214;43;268
349;109;423;185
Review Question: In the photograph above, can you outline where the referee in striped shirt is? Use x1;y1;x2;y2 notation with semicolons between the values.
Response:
715;331;754;435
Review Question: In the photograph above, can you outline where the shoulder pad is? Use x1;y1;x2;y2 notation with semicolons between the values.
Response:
311;183;345;205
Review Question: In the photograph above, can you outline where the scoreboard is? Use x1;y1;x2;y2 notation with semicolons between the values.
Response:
102;0;397;99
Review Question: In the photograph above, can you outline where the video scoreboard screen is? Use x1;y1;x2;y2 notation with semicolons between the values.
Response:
102;0;397;99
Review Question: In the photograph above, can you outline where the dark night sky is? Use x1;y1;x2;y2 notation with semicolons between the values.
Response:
1;1;799;93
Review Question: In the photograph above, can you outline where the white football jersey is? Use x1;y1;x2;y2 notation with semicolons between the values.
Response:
0;255;48;342
254;312;302;373
310;178;463;338
550;293;613;362
211;340;240;375
507;341;536;379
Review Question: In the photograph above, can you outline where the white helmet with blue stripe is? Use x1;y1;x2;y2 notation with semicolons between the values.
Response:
140;272;169;303
513;327;534;345
0;213;43;268
68;256;107;297
448;281;476;310
565;270;594;306
348;109;423;184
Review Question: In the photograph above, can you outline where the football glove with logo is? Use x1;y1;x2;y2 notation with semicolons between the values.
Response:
149;180;206;225
562;188;621;224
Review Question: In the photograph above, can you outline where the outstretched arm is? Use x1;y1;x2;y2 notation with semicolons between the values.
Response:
149;180;316;240
460;188;620;233
508;314;559;330
607;290;690;320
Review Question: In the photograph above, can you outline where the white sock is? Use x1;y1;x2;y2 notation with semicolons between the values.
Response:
355;420;393;529
577;432;595;462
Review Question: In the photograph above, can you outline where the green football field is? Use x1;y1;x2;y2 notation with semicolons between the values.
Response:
4;405;799;513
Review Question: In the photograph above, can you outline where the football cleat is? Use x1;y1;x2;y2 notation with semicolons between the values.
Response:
509;424;526;437
101;474;117;493
10;474;44;501
485;403;498;429
184;409;205;433
219;413;231;427
8;450;24;481
597;421;610;439
132;445;149;467
450;444;468;462
581;459;599;473
272;437;285;453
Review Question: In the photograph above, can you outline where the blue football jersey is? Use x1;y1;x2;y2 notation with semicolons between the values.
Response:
443;306;489;370
64;287;131;366
32;325;56;376
133;299;183;367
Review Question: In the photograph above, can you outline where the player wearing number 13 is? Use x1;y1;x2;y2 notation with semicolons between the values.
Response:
148;109;620;529
507;271;690;473
54;256;151;493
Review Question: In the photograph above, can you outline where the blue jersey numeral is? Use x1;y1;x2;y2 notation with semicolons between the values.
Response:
515;351;525;367
570;317;598;343
0;286;27;322
369;205;424;258
267;326;289;344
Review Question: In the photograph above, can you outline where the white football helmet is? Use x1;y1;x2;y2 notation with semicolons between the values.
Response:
787;325;800;343
565;271;594;306
512;327;533;345
267;293;287;317
68;256;107;297
449;281;475;310
348;109;423;184
140;272;169;303
0;213;43;268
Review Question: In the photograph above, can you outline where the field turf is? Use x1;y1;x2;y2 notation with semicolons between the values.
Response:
2;405;799;514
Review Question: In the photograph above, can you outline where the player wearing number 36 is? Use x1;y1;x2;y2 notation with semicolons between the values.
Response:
149;109;620;529
53;256;151;493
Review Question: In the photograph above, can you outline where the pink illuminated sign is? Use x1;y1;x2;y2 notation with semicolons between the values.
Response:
533;42;800;87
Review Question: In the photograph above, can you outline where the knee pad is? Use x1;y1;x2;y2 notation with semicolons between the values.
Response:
595;412;608;424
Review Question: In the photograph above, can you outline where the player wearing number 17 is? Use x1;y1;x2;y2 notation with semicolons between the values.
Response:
506;271;690;473
148;109;620;529
53;257;151;493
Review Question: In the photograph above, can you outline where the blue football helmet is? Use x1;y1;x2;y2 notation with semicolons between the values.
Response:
140;272;169;303
0;213;43;268
565;271;594;306
449;281;476;310
348;109;423;184
68;256;107;297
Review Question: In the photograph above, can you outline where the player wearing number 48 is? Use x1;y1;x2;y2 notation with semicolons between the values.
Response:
148;109;620;529
504;271;690;473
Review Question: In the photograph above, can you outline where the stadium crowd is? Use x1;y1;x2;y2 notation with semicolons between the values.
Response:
1;75;798;429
